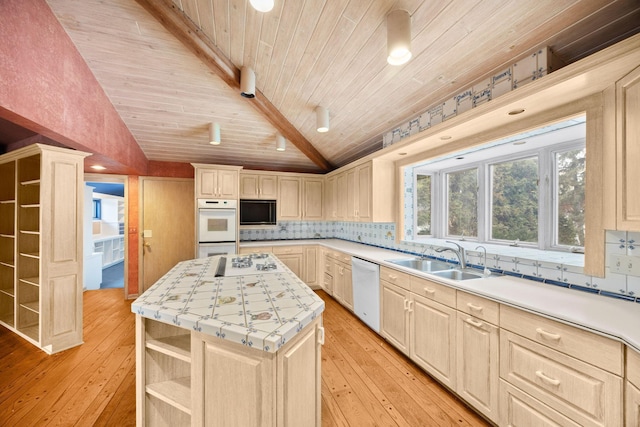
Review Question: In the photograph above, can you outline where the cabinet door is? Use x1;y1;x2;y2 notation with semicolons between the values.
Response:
410;294;456;389
277;253;303;278
380;280;410;355
278;177;301;220
627;381;640;427
324;176;336;220
259;175;278;199
356;163;372;221
303;246;318;287
303;178;323;220
341;263;353;311
335;173;347;220
346;168;356;221
456;312;499;423
617;66;640;230
217;169;238;199
277;320;322;427
240;174;259;199
196;169;218;198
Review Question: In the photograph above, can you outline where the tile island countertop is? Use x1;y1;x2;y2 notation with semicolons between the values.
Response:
131;253;325;353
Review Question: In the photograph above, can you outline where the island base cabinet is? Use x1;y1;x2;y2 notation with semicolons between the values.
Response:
157;317;323;427
627;381;640;427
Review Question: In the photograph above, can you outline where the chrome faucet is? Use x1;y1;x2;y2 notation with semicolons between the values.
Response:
436;241;467;269
419;246;429;259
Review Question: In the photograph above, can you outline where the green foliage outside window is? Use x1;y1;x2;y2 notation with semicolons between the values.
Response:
416;174;431;235
491;157;539;242
447;169;477;237
557;148;586;246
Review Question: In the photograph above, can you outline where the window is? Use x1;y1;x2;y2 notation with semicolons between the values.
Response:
93;199;101;219
490;157;538;243
408;117;586;252
416;174;432;235
446;168;477;238
555;147;586;247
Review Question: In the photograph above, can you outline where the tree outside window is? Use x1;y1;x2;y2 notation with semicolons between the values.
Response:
556;147;585;247
416;174;432;235
447;168;477;238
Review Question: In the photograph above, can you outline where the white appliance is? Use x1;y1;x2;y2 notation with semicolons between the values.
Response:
352;257;380;333
197;199;237;257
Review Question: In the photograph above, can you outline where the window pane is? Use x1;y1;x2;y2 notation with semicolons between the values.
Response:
491;157;538;242
447;169;477;237
557;147;585;246
416;174;431;235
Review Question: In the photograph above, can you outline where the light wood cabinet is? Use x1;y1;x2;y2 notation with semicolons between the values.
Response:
238;246;273;255
456;306;499;423
0;144;88;354
302;177;323;220
626;348;640;427
277;176;301;220
380;279;410;355
303;246;318;287
616;65;640;230
327;159;394;223
239;172;277;200
272;245;303;278
334;256;353;311
410;293;456;390
500;380;581;426
137;315;322;427
324;175;337;220
192;164;241;199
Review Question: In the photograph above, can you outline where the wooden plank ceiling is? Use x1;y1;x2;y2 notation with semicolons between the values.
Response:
44;0;640;173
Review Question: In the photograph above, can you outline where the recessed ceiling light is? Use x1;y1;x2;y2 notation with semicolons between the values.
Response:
440;135;452;140
91;165;106;170
513;141;527;146
398;152;407;156
508;109;525;115
456;156;465;160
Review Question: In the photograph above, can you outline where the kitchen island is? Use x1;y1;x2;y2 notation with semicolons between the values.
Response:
132;253;325;427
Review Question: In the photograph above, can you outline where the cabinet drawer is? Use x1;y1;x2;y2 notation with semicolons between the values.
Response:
628;347;640;389
324;257;333;274
500;330;623;427
239;246;273;255
500;304;623;375
272;245;302;255
410;276;455;308
500;380;580;427
456;291;499;325
380;266;411;291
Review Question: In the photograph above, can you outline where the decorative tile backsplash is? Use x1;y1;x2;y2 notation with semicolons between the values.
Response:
241;223;640;304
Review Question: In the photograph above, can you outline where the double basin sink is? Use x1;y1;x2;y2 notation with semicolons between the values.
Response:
387;258;486;281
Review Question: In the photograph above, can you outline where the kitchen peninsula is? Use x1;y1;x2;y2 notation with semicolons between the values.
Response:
132;253;325;427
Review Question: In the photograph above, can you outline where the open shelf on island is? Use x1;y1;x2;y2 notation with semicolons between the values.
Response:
146;377;191;415
146;335;191;363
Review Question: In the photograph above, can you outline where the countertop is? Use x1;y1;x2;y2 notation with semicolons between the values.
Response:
131;253;324;353
241;239;640;353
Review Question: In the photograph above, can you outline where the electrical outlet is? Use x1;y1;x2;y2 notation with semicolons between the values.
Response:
610;254;640;276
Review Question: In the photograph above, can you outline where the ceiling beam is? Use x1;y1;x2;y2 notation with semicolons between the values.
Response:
134;0;333;172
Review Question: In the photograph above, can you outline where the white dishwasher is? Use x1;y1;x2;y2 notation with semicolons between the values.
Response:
351;257;380;333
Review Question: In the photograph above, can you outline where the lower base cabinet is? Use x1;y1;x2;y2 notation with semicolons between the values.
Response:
627;381;640;426
500;380;581;426
137;316;323;427
380;280;410;355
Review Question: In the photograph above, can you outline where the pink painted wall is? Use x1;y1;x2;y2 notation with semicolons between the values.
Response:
0;0;148;175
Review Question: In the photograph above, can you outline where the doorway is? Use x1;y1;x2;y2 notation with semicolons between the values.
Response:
84;174;127;294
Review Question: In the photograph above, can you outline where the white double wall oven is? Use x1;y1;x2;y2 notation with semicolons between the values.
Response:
197;199;238;258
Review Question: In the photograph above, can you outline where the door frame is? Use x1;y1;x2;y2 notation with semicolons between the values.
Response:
138;176;194;295
84;173;129;298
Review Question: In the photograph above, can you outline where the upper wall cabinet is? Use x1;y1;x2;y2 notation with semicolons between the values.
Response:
192;163;241;200
277;175;324;221
617;66;640;230
240;172;277;200
331;160;395;223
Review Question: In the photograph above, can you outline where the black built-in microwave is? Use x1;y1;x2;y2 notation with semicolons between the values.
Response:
239;199;277;225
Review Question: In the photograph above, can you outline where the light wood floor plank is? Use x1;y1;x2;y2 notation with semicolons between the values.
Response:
0;287;490;426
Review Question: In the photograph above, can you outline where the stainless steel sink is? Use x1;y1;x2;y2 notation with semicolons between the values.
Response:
387;258;453;272
431;269;485;281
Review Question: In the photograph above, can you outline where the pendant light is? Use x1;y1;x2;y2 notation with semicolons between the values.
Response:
315;106;329;133
249;0;274;13
387;10;412;65
276;133;286;151
240;66;256;98
209;122;221;145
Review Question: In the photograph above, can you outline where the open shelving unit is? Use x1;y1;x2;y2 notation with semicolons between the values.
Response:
0;144;89;354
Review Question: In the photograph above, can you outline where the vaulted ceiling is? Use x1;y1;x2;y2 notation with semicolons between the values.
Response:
6;0;640;173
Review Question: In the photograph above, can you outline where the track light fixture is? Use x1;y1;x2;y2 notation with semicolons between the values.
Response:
276;133;286;151
209;122;221;145
387;10;412;65
249;0;274;13
240;66;256;98
315;106;329;133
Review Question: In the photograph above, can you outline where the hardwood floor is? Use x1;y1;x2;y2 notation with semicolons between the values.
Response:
0;288;489;426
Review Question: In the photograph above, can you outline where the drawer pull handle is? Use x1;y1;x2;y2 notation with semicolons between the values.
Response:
535;370;560;387
467;302;483;312
464;318;483;328
317;326;325;345
389;274;398;280
423;287;435;294
408;301;414;312
404;299;409;311
536;328;561;341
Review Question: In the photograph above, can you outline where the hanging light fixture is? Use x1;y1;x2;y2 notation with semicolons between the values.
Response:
209;122;221;145
276;133;286;151
249;0;274;13
240;66;256;98
315;106;329;133
387;10;412;66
